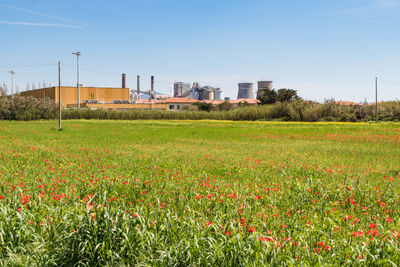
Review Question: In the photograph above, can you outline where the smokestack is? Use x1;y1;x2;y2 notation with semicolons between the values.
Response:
122;73;126;88
137;75;141;100
151;76;155;99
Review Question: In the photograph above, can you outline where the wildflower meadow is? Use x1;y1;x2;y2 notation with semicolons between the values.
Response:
0;120;399;266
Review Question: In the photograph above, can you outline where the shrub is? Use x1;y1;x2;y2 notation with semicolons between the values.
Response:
61;101;400;122
0;95;57;120
2;96;400;122
193;102;214;112
217;101;235;111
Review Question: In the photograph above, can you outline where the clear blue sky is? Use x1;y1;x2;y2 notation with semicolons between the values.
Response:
0;0;399;101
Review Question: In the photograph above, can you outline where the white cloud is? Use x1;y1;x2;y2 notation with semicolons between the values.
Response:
0;21;82;29
0;3;86;27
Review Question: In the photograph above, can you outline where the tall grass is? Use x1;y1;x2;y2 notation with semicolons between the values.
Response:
0;95;57;120
62;101;400;122
0;121;399;265
1;95;399;121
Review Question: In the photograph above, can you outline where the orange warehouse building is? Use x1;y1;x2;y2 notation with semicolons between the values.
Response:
21;86;130;108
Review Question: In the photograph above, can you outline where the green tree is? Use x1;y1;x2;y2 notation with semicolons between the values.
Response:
1;83;7;97
257;88;277;105
217;101;234;111
238;101;250;107
194;102;214;112
0;86;5;97
276;89;301;102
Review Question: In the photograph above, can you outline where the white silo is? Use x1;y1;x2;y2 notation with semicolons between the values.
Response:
215;89;223;100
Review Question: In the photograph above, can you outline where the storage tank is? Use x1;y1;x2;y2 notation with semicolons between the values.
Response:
174;82;191;97
203;90;214;100
237;83;254;99
215;89;223;100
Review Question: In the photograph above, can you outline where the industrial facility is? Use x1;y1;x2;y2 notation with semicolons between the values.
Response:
21;86;130;108
173;82;191;98
238;83;255;99
237;81;275;100
20;73;269;111
130;75;168;101
173;81;223;101
257;81;274;98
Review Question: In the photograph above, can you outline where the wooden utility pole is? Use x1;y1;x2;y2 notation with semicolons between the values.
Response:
58;61;62;130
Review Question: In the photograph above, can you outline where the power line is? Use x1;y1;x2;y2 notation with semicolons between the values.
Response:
0;63;57;69
378;79;400;86
62;63;121;76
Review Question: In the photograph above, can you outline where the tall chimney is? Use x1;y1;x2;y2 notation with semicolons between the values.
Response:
151;76;155;99
137;75;141;100
122;73;126;88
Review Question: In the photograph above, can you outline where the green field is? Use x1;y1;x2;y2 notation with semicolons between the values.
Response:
1;120;400;266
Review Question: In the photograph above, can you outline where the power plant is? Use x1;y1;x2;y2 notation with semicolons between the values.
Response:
131;75;164;101
258;81;273;91
136;75;141;100
122;73;126;88
237;83;255;99
20;71;268;110
174;81;223;101
174;82;191;97
257;81;273;98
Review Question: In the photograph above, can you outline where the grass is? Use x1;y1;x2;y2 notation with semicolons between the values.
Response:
0;120;400;266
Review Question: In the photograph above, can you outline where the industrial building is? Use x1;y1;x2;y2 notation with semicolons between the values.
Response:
163;97;199;111
21;86;130;108
20;73;263;111
258;81;273;91
172;81;223;101
131;75;167;101
237;83;255;99
257;81;273;98
191;83;223;101
174;82;191;98
236;81;274;100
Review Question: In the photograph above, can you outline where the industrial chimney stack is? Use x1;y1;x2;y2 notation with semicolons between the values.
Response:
122;73;126;88
151;76;155;99
137;75;141;100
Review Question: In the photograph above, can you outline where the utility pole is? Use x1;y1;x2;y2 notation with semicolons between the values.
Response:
9;70;15;98
137;75;141;100
375;77;378;123
72;51;81;108
58;61;62;130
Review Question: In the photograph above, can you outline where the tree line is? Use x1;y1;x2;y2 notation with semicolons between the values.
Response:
257;87;301;104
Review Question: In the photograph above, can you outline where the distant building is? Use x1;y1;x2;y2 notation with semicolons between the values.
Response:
231;98;260;105
70;97;258;111
189;82;223;101
257;81;273;99
174;82;191;97
237;83;255;99
215;89;223;100
336;101;362;106
258;81;273;91
21;86;130;108
163;97;199;111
